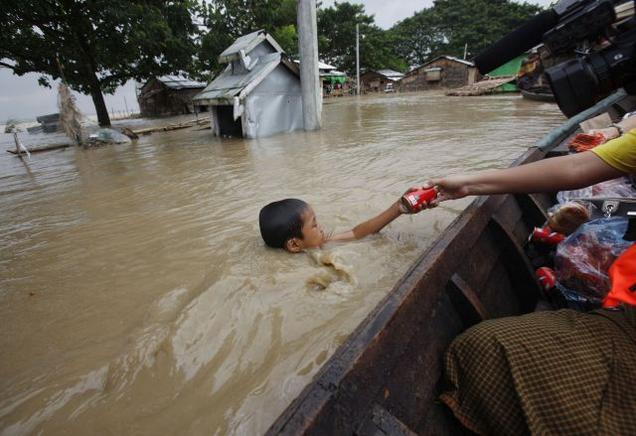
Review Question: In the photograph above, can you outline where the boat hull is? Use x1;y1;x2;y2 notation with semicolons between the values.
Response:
521;89;556;103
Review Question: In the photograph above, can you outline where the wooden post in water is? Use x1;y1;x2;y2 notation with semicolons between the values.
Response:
13;131;30;159
297;0;321;131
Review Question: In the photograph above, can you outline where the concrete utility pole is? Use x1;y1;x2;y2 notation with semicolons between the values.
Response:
297;0;321;131
356;23;360;95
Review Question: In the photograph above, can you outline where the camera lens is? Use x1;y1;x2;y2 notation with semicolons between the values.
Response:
546;58;599;117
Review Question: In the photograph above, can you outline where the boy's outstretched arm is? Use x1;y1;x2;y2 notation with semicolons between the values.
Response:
329;201;405;243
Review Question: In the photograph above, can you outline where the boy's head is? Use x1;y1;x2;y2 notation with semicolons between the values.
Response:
259;199;325;252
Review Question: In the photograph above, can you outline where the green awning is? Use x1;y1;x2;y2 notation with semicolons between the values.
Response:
323;75;346;84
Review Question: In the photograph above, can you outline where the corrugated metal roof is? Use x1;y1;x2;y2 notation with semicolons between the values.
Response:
194;53;285;103
158;75;206;89
405;55;476;77
442;56;474;67
414;56;475;70
218;30;284;64
376;69;404;79
293;60;338;71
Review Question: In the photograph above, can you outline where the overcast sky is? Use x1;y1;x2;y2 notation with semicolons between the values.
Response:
1;0;554;121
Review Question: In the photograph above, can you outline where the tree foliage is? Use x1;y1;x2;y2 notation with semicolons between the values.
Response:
391;0;543;65
0;0;198;126
317;2;406;74
389;9;446;66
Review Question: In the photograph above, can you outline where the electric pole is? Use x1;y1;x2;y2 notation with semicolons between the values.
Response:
297;0;322;130
356;23;360;95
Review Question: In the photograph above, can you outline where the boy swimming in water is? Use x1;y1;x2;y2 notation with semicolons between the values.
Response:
259;191;431;252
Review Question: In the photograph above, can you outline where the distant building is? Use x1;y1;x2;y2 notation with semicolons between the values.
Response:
193;30;303;139
294;60;348;96
318;62;348;97
399;56;481;92
484;54;526;92
360;70;405;93
138;76;207;117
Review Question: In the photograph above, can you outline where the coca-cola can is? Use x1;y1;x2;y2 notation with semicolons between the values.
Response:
530;226;566;245
401;188;437;213
535;267;556;290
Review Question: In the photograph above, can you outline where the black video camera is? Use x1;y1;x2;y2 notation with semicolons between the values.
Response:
475;0;636;117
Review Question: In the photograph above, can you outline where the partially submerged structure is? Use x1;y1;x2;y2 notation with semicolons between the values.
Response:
399;56;480;92
138;76;206;117
27;113;60;134
193;30;303;138
447;54;527;97
360;70;404;93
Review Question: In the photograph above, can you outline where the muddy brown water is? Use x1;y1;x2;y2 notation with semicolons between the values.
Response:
0;93;564;435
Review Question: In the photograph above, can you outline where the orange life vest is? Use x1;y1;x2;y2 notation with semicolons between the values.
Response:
602;243;636;308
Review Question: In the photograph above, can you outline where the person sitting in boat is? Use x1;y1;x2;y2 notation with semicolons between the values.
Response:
259;191;430;252
420;121;636;434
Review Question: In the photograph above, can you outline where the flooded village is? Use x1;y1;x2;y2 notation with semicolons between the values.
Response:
2;0;636;435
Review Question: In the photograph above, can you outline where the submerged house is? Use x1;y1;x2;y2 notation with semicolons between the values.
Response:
360;70;404;93
193;30;303;138
138;76;207;117
399;56;480;92
26;113;60;134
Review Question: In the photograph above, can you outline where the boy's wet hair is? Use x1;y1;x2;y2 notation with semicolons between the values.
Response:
259;199;308;249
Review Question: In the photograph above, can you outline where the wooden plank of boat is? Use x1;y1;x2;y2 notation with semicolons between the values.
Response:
266;90;632;435
521;89;556;103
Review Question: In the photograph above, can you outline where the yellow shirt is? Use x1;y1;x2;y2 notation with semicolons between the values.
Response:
591;129;636;174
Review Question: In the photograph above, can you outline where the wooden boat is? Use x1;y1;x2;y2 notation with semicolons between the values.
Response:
521;87;556;103
266;90;635;435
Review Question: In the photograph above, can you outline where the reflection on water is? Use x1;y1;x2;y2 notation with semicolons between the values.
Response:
0;92;564;435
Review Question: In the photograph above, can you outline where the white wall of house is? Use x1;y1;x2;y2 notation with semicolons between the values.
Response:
242;65;303;138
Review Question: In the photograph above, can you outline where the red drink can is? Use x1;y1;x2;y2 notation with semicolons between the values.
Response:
530;226;566;245
535;267;556;291
401;188;437;213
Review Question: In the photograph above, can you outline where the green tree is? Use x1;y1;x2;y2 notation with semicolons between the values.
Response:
317;2;406;74
196;0;297;73
0;0;198;126
432;0;543;60
390;9;446;66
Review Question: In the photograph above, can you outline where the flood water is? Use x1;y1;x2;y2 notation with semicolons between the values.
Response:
0;92;564;435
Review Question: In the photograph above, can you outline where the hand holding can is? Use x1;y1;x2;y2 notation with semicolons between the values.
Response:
401;188;438;213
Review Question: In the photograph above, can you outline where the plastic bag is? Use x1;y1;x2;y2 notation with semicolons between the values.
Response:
87;128;131;144
554;217;631;308
557;177;636;204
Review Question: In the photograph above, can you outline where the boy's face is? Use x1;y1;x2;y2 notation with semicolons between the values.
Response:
300;207;325;248
286;207;325;252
